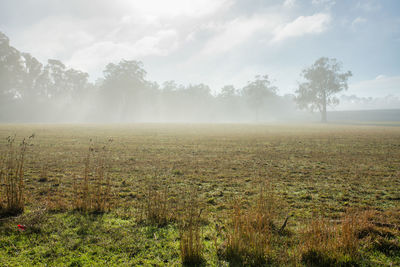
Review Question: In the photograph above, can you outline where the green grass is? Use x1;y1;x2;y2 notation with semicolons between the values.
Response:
0;123;399;266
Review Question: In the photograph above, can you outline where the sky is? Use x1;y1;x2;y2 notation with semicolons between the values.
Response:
1;0;399;104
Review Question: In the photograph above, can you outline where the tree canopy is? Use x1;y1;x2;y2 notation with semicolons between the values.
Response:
243;75;277;121
295;57;352;122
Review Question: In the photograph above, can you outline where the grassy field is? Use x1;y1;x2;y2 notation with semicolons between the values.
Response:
0;124;399;266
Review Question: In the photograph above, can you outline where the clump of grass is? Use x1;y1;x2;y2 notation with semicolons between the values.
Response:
340;212;360;257
355;209;400;257
224;182;278;266
300;217;339;266
179;187;205;266
143;177;172;227
300;208;400;266
300;210;368;266
0;134;34;216
73;139;113;213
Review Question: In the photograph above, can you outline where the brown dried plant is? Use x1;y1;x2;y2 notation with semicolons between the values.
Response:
179;188;205;266
0;134;34;216
74;138;113;213
225;186;275;266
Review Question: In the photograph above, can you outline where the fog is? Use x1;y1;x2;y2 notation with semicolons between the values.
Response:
0;35;305;123
1;0;399;123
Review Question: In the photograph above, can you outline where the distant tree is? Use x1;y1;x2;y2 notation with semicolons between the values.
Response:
159;81;183;121
184;83;212;99
219;85;237;99
295;57;352;122
242;75;277;121
217;85;242;121
34;59;89;104
162;80;182;92
0;32;24;99
45;59;67;98
64;68;89;100
0;32;28;121
20;52;43;100
183;83;214;121
99;60;151;121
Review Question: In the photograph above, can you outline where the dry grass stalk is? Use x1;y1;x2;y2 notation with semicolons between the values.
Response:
300;210;371;266
225;182;277;266
74;139;113;213
179;187;204;266
144;177;171;226
0;134;34;216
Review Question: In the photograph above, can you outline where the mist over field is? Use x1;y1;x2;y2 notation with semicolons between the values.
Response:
1;0;400;123
1;2;400;266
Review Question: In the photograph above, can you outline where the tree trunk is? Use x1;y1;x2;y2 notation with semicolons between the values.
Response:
321;90;327;123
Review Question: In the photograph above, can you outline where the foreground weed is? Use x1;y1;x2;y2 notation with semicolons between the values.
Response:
143;177;172;227
301;217;339;266
0;134;34;216
300;210;372;266
224;182;279;266
179;187;205;266
74;139;113;213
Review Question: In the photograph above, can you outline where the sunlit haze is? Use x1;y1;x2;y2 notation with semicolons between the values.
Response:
1;0;399;122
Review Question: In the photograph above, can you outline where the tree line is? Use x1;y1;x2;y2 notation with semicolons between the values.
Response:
0;31;351;123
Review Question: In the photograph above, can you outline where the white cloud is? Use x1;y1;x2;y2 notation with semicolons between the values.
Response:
67;29;179;73
199;15;280;55
9;0;230;76
125;0;231;18
312;0;334;4
311;0;336;10
356;0;381;12
348;75;400;98
13;16;96;62
283;0;296;8
351;16;366;28
272;13;331;42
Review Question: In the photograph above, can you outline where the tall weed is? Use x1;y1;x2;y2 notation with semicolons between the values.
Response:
0;134;34;216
